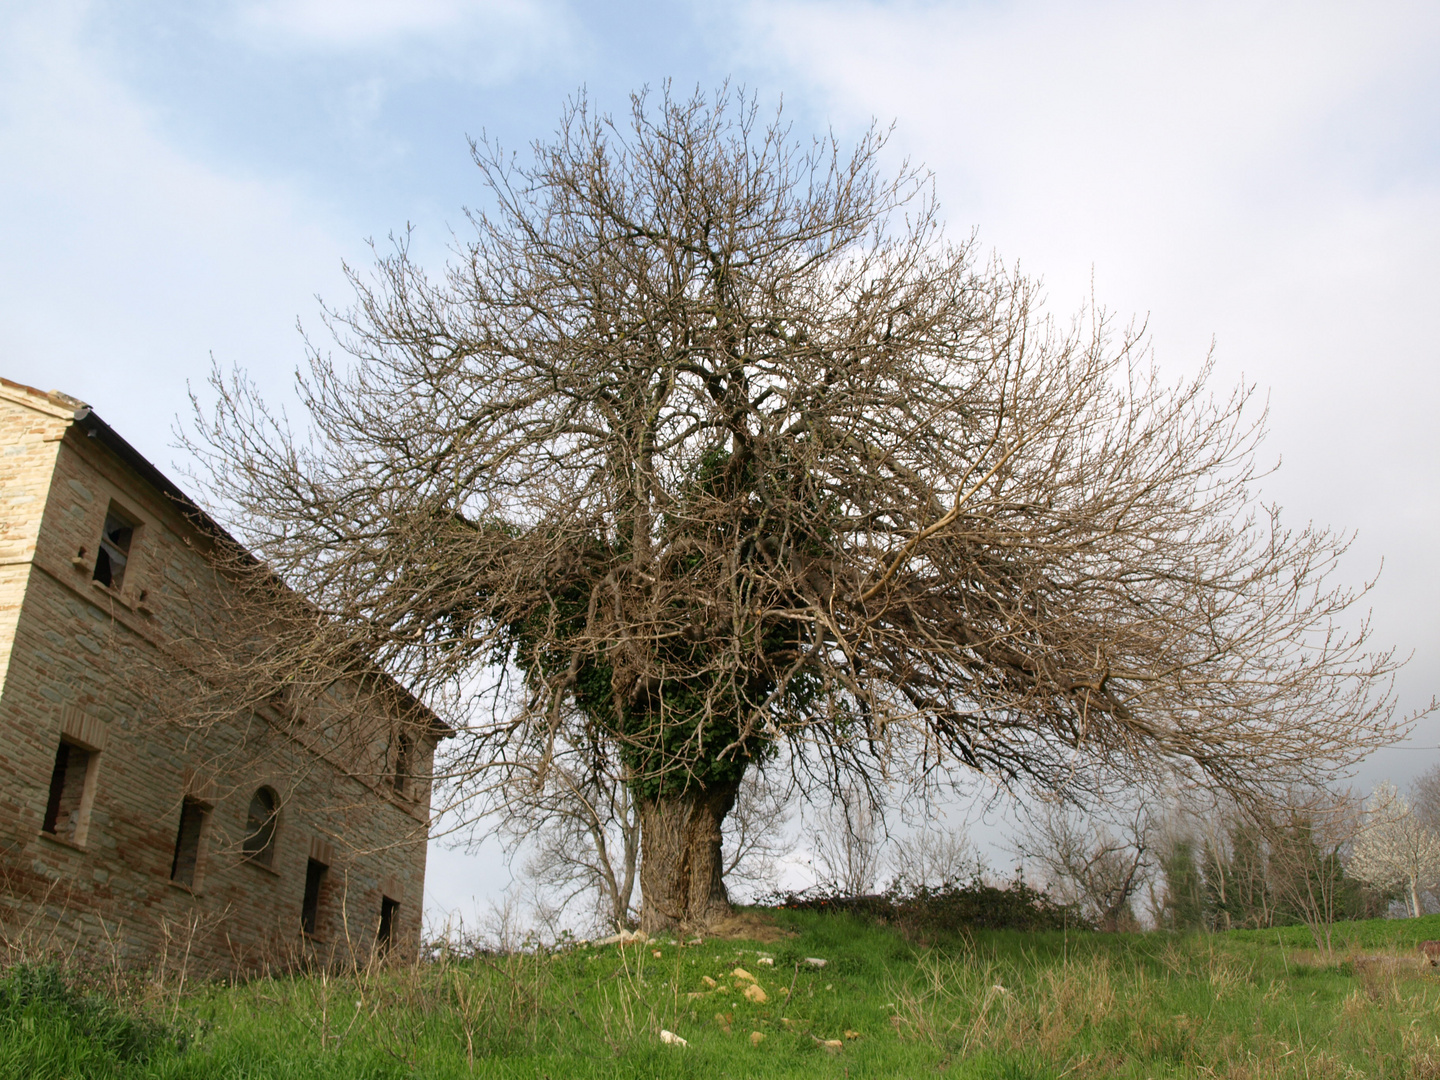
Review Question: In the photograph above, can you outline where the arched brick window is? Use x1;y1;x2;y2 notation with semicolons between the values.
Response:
242;786;279;867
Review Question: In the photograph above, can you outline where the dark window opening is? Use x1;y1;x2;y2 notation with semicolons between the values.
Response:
42;740;92;842
301;858;328;936
92;508;135;591
170;797;207;887
377;896;400;955
392;730;413;797
242;787;279;866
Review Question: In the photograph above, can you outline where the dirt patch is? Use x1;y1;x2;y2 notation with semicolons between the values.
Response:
701;910;798;943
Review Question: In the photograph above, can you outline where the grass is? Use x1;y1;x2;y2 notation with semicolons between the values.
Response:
10;911;1440;1078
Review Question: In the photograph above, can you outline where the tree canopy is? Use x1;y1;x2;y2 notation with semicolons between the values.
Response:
187;85;1404;930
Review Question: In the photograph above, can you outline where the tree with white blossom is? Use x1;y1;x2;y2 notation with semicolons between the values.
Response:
1350;781;1440;917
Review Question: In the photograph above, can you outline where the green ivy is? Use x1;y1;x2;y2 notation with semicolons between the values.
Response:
503;448;829;801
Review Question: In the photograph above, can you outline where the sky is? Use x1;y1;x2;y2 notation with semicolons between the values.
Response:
4;0;1438;925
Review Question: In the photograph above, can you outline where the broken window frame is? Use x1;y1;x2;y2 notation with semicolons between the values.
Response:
376;895;400;956
301;857;329;937
241;786;280;868
170;796;209;889
92;503;138;592
40;738;99;846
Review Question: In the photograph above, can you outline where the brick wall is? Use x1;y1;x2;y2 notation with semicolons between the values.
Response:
0;383;69;693
0;383;439;974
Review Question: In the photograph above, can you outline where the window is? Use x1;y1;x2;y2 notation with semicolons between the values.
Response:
301;858;328;936
42;740;96;844
92;506;136;591
170;797;207;888
376;896;400;956
242;787;279;867
392;730;413;797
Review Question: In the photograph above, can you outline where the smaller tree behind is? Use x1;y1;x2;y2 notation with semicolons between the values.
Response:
1150;793;1385;940
1018;804;1149;931
1350;780;1440;918
499;727;640;934
1256;791;1399;956
891;827;978;890
811;787;885;896
722;768;795;900
1152;835;1205;930
1203;820;1274;930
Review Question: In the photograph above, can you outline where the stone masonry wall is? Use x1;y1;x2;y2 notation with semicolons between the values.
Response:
0;383;439;975
0;383;69;695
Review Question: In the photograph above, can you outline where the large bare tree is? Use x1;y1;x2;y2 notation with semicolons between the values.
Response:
186;85;1404;932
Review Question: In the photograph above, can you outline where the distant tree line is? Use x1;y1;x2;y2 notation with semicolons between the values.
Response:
1134;765;1440;953
1151;803;1393;933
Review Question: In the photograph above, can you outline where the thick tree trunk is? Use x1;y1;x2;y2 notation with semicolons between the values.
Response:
637;777;740;934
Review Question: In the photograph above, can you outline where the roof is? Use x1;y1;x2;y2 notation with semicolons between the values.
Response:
1;375;453;740
0;376;86;419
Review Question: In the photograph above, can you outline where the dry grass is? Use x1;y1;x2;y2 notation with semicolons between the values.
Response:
12;910;1440;1077
884;930;1440;1079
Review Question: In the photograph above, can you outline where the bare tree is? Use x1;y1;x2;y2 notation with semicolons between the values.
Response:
1018;803;1150;931
722;766;795;900
810;786;885;896
890;826;978;889
1263;789;1364;958
182;84;1406;932
1350;780;1440;918
497;728;641;934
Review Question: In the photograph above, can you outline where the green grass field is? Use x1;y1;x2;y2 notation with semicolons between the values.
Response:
9;911;1440;1079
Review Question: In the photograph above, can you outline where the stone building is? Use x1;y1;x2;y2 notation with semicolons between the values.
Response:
0;377;447;973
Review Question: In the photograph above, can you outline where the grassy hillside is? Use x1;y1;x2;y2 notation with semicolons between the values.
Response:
9;911;1440;1079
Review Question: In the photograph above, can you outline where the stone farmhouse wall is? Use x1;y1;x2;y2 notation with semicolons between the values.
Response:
0;379;444;975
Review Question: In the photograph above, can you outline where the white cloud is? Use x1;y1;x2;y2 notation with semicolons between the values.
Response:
746;0;1437;280
240;0;517;46
232;0;577;82
741;0;1440;762
0;1;351;466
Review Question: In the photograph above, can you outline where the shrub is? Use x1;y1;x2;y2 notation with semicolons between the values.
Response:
761;875;1087;935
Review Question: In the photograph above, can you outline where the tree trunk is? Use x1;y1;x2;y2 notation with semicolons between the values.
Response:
638;777;741;933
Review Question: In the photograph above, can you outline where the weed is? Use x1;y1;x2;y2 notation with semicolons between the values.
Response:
0;962;180;1077
10;911;1440;1076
